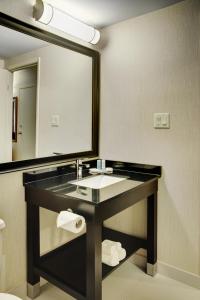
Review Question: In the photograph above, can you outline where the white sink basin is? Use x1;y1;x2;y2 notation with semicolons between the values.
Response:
70;175;126;189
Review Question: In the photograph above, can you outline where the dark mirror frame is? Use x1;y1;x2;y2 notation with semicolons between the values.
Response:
0;12;100;173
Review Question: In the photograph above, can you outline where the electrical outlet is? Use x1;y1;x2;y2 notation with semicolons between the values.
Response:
51;115;60;127
154;113;170;129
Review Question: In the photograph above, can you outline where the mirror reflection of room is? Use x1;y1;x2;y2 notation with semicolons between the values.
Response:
0;25;93;163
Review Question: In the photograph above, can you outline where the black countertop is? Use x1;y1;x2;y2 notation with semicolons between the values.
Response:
24;160;161;206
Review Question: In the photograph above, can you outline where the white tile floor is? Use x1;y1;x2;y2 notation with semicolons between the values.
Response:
13;262;200;300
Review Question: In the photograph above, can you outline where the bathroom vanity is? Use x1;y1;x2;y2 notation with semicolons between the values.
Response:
24;160;161;300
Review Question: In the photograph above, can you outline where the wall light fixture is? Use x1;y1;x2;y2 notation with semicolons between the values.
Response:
33;0;100;44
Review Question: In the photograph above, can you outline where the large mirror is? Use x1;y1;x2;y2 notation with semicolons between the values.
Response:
0;13;99;171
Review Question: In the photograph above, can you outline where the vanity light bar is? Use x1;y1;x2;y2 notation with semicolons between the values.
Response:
33;0;100;44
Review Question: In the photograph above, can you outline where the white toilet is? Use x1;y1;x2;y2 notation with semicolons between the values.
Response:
0;219;22;300
0;294;22;300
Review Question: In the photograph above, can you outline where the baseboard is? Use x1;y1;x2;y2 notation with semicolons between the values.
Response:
158;261;200;290
130;251;200;290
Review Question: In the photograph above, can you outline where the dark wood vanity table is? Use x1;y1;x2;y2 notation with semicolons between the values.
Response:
24;160;161;300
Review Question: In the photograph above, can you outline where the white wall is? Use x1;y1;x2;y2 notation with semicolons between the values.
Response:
101;0;200;277
0;69;13;163
6;44;93;157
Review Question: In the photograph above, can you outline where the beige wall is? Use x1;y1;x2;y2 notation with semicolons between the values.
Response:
101;0;200;276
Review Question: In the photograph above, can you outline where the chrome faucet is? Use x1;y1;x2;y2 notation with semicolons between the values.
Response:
76;159;90;179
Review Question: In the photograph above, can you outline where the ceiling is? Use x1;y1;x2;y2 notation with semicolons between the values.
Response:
47;0;184;28
0;26;48;59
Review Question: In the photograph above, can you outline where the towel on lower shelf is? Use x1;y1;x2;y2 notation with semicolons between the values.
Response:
102;239;127;267
102;239;122;250
118;248;126;261
102;252;119;267
102;243;119;256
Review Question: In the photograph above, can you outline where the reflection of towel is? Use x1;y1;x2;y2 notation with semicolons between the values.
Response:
102;253;119;267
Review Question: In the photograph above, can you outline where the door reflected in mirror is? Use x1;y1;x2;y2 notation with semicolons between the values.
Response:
12;66;37;161
0;24;93;164
12;96;18;143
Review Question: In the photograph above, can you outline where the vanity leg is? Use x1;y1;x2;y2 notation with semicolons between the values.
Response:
86;220;102;300
26;202;40;298
147;193;157;276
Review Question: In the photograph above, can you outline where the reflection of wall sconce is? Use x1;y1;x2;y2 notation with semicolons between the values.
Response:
33;0;100;44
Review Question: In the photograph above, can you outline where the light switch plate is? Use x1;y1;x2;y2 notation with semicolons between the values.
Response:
154;113;170;129
51;115;60;127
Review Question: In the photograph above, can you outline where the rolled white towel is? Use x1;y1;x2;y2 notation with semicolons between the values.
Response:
102;253;119;267
102;243;118;256
118;248;126;261
102;239;126;261
102;239;122;250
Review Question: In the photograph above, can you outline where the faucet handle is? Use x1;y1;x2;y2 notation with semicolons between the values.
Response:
77;159;90;168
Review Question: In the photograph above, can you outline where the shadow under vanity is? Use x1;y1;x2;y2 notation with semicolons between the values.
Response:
23;159;161;300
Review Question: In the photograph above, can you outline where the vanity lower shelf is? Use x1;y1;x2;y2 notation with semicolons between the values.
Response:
35;227;147;300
